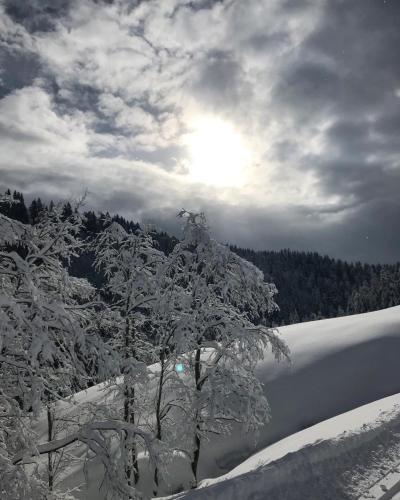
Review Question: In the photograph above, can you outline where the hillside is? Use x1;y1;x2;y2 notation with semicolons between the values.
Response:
232;246;400;325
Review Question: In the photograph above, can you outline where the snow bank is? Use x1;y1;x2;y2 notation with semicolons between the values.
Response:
167;392;400;499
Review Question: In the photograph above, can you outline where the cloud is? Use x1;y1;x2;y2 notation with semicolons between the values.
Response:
0;0;399;262
0;49;41;98
0;85;92;158
3;0;73;33
190;50;251;111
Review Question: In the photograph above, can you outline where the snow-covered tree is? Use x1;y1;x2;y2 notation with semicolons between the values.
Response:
0;200;289;498
161;211;290;487
147;266;193;495
94;221;166;492
0;202;112;497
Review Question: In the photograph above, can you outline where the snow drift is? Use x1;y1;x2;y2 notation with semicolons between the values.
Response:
194;305;400;480
170;392;400;499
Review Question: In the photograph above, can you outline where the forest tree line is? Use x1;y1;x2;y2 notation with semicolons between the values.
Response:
1;188;399;326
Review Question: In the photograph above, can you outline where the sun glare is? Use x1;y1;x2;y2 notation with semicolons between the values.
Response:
183;116;251;187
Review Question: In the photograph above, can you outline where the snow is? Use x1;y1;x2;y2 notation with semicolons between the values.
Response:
34;305;400;498
165;392;400;499
204;392;400;484
194;305;400;481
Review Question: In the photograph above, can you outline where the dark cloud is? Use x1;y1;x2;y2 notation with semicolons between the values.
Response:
183;0;226;11
191;50;251;111
327;120;367;145
0;167;77;200
304;0;400;112
53;83;102;114
263;0;400;262
281;0;315;10
314;159;400;202
374;113;400;138
0;50;41;98
244;31;289;53
4;0;73;33
274;61;340;117
200;200;400;264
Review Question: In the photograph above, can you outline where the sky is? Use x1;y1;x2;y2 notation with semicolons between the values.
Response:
0;0;399;263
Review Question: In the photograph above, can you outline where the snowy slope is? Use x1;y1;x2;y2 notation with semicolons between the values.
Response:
166;392;400;499
37;305;400;498
192;305;400;481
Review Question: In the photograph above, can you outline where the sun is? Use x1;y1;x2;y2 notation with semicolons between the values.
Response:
183;116;251;187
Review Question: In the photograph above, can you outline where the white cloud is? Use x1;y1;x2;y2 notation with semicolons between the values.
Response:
0;85;91;157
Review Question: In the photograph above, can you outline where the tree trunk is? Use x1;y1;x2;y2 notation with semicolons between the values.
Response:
190;347;202;488
191;427;201;488
153;350;165;495
47;401;54;492
123;316;139;494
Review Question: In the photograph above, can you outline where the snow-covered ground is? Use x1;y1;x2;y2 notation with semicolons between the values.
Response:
36;305;400;498
186;305;400;482
168;392;400;499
